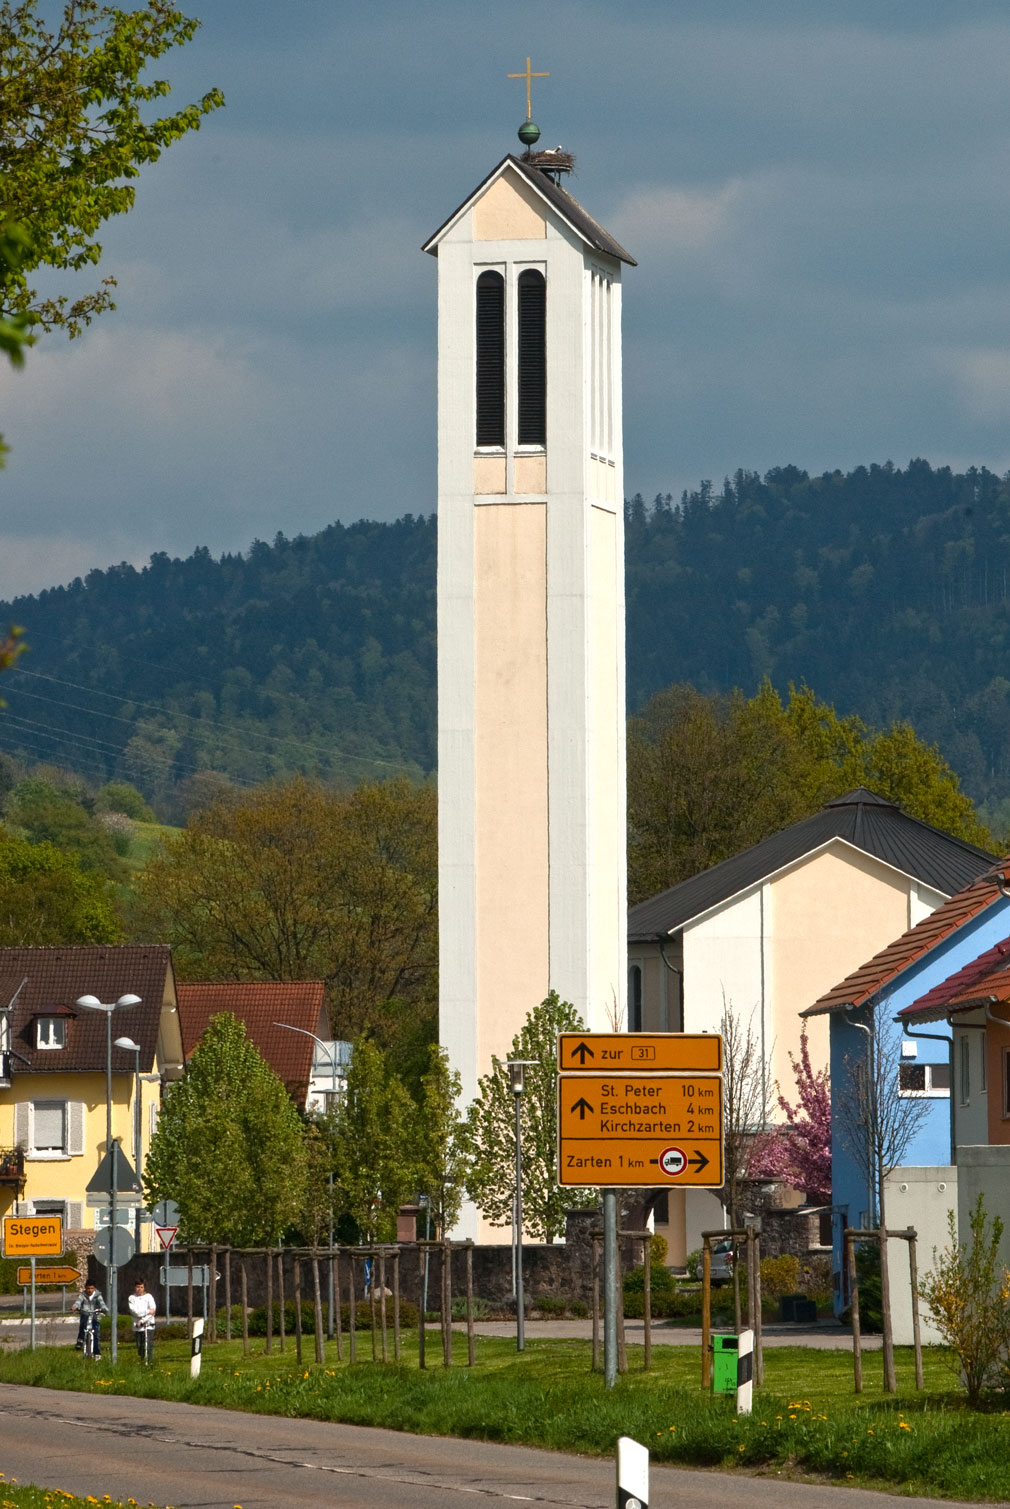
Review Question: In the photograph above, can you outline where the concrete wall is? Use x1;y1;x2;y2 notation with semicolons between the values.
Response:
957;1145;1010;1269
883;1165;957;1346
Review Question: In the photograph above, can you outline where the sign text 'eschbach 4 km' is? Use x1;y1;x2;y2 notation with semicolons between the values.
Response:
557;1033;724;1188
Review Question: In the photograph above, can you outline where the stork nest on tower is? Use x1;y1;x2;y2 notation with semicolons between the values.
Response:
523;147;575;175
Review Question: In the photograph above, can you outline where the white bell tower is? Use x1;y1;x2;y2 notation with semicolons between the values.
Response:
424;111;634;1237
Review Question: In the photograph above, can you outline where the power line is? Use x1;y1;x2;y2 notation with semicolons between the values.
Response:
6;667;417;774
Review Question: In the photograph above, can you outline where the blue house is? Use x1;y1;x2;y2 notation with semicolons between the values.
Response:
803;861;1010;1309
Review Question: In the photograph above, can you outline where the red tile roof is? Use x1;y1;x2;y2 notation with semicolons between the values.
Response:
898;937;1010;1021
0;945;174;1075
176;982;328;1107
804;861;1010;1016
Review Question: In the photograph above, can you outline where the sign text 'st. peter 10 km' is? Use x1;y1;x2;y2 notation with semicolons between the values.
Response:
557;1033;724;1188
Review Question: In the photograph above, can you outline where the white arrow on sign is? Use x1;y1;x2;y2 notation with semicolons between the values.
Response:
155;1225;178;1251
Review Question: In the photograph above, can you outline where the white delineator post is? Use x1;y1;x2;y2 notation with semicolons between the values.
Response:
616;1436;648;1509
737;1326;754;1414
190;1316;204;1379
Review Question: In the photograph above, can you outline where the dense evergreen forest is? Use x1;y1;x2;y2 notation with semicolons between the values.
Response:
4;458;1010;823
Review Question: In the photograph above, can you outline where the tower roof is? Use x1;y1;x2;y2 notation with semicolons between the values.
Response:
422;155;636;265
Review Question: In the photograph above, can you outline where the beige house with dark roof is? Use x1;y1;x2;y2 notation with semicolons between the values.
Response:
0;946;184;1247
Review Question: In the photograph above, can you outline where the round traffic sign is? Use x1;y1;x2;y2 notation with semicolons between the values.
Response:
93;1226;136;1268
152;1199;180;1226
658;1145;687;1177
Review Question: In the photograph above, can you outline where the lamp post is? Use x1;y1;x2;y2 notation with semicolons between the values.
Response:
274;1022;339;1338
76;992;141;1365
506;1059;538;1353
115;1036;142;1247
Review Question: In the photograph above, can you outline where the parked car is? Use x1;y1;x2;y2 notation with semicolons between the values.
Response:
710;1239;734;1287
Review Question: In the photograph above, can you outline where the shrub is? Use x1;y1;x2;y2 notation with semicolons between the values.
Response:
649;1232;668;1265
919;1195;1010;1407
623;1262;680;1317
759;1253;800;1302
854;1241;883;1333
685;1248;702;1280
798;1254;832;1305
534;1295;568;1316
449;1295;491;1320
569;1298;589;1318
247;1298;419;1334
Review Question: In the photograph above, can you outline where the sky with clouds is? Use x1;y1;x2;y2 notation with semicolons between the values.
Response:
4;0;1010;599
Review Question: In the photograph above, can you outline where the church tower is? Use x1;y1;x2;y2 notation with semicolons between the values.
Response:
424;95;634;1236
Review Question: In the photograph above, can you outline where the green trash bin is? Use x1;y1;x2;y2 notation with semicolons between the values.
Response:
711;1333;739;1393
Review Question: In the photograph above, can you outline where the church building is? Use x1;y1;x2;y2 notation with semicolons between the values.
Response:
424;99;634;1237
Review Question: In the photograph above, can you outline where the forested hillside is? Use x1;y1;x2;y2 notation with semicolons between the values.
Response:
4;458;1010;822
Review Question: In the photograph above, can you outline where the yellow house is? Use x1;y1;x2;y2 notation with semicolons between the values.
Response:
0;946;184;1248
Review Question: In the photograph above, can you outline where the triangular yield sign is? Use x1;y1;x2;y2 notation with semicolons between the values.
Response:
156;1225;178;1251
86;1144;142;1196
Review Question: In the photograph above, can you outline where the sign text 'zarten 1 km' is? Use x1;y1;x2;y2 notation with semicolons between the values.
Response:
557;1033;724;1188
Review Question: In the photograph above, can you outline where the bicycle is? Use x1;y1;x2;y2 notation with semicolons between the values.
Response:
135;1317;155;1364
81;1312;101;1360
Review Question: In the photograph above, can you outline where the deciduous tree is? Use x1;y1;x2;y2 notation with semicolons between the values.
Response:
329;1036;417;1243
0;0;223;335
415;1043;467;1238
628;681;994;902
464;992;596;1244
143;1012;306;1245
133;776;438;1076
0;827;122;943
751;1030;831;1201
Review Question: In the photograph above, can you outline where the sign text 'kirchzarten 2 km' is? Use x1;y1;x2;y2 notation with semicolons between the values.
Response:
557;1073;723;1187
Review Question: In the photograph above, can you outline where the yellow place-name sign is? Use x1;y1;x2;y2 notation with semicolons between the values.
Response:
557;1073;724;1187
17;1265;79;1286
2;1215;63;1257
557;1032;722;1074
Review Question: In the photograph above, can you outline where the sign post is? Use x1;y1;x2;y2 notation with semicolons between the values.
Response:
2;1215;63;1351
86;1142;141;1365
153;1200;180;1319
557;1033;724;1389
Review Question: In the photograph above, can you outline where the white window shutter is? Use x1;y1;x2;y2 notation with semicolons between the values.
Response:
68;1102;85;1156
67;1200;83;1230
150;1101;159;1137
14;1102;29;1148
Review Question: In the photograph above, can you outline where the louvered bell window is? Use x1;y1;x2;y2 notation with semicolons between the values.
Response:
475;270;505;447
517;269;546;445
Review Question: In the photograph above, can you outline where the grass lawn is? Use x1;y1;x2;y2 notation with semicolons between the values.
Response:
2;1331;1009;1500
0;1482;156;1508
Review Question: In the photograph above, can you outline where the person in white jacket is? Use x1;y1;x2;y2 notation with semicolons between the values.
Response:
128;1279;156;1362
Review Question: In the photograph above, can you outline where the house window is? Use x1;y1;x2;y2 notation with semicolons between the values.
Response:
475;270;505;447
628;963;643;1032
960;1036;971;1104
517;269;546;445
898;1062;950;1097
36;1017;65;1050
31;1101;66;1155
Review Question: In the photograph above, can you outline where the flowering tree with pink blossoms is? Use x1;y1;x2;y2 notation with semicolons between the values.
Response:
752;1032;831;1200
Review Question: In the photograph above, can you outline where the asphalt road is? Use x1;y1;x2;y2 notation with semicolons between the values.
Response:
0;1384;979;1509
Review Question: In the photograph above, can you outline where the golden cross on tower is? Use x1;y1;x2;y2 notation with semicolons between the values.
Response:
508;56;549;121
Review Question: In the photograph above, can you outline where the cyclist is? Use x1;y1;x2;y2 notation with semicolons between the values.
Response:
72;1281;108;1357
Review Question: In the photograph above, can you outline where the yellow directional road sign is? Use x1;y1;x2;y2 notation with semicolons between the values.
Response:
557;1073;723;1187
558;1032;722;1074
2;1215;63;1257
17;1265;78;1286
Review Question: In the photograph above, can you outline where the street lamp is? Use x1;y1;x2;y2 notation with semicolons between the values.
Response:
505;1058;538;1353
115;1036;142;1247
274;1022;339;1338
76;992;141;1364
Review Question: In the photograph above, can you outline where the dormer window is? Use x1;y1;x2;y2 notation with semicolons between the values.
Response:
36;1017;66;1050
